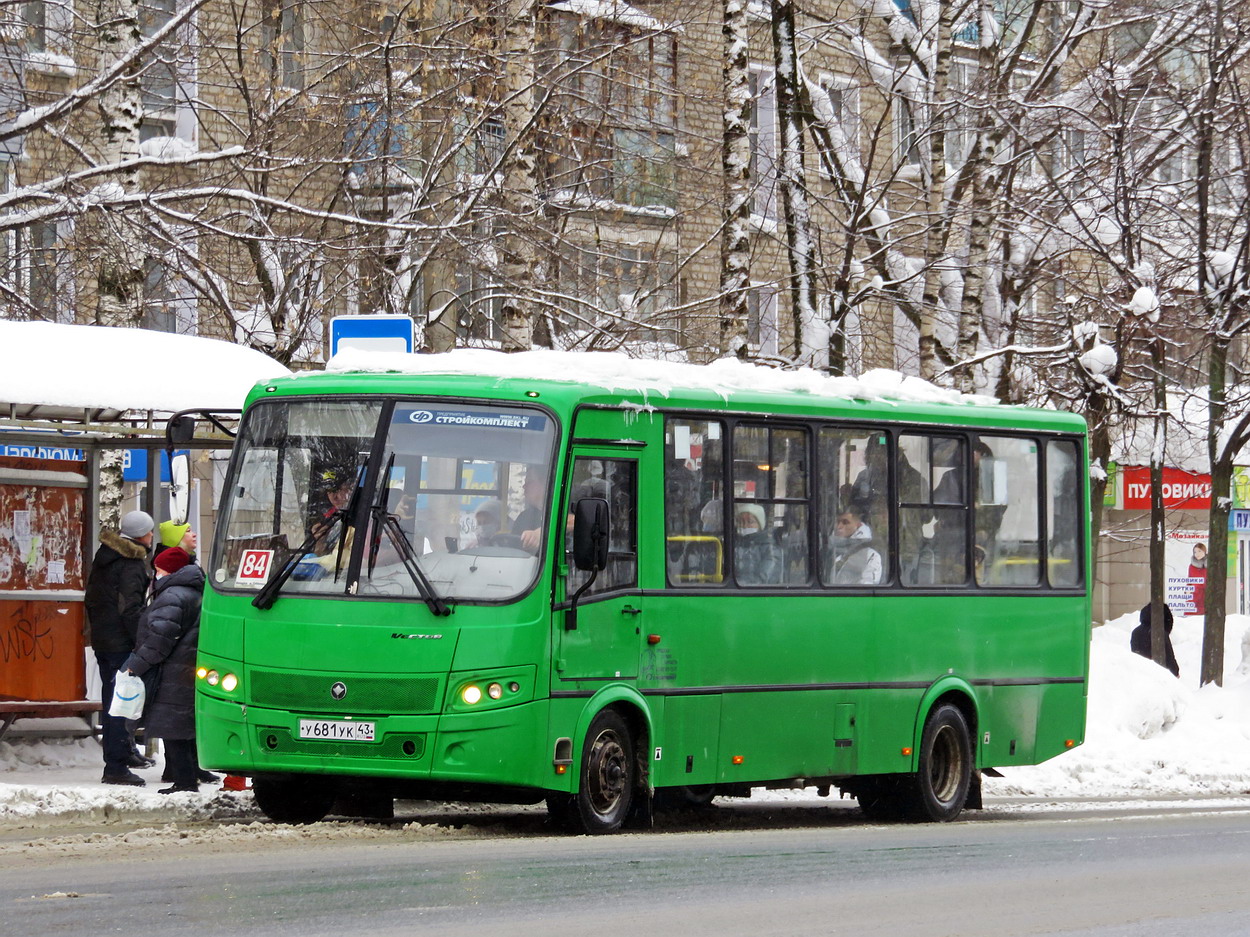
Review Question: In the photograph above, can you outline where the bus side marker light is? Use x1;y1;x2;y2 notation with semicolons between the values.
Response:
555;765;567;775
1065;739;1075;748
732;755;744;765
901;747;913;757
647;634;661;645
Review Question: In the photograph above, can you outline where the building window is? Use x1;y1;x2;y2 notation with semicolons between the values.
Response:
896;94;921;166
454;115;505;177
29;221;58;318
262;0;304;90
142;257;197;334
748;65;778;219
23;1;45;51
747;282;779;357
542;11;677;209
140;0;177;140
558;239;678;342
817;73;860;156
345;100;421;183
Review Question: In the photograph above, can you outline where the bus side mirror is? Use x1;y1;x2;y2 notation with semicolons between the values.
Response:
169;452;191;525
168;414;196;446
572;498;610;571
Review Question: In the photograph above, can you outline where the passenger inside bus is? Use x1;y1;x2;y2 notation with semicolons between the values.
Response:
734;502;781;585
829;506;883;585
513;467;547;554
470;499;507;548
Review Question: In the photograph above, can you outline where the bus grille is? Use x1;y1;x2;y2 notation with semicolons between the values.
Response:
255;726;427;760
249;671;441;714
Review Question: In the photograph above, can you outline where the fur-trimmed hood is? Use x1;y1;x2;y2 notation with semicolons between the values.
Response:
99;528;151;560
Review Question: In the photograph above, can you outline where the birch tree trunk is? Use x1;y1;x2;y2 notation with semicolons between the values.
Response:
98;449;127;530
919;0;954;383
499;0;539;352
719;0;752;360
94;0;145;328
770;0;817;364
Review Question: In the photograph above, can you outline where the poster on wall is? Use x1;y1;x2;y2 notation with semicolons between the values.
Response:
1165;528;1208;616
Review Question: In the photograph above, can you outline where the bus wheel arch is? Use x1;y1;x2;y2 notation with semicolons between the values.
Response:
905;696;975;822
550;696;652;834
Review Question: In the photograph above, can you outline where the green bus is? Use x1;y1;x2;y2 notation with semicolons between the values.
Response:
195;355;1089;831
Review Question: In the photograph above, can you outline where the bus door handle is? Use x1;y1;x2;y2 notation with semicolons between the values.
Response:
620;606;642;617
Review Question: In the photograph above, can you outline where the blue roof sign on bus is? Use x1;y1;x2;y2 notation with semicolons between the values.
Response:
330;314;415;356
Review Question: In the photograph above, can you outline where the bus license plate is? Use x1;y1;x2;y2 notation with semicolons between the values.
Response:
298;719;376;742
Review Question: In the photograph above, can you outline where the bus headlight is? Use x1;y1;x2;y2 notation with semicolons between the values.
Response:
461;684;483;705
206;670;220;686
487;682;503;700
221;673;239;693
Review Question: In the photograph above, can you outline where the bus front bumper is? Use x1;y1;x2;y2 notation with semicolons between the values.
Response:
195;691;551;788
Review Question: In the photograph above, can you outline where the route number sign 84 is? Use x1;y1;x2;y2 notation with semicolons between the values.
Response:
236;549;274;586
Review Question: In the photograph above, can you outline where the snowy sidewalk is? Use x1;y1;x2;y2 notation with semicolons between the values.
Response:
0;734;258;828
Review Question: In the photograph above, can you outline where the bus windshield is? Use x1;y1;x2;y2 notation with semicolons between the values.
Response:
212;399;556;603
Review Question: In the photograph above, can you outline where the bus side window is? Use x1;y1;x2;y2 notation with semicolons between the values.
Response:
665;419;725;585
974;436;1040;586
1047;441;1082;586
566;457;637;596
732;424;810;586
820;427;889;586
899;434;967;586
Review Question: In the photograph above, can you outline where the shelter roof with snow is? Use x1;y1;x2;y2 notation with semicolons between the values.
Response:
0;321;289;423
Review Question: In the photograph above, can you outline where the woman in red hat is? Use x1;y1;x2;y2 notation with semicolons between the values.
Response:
121;547;206;794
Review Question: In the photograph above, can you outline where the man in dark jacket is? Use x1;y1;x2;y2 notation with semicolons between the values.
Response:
1131;603;1180;678
85;510;155;786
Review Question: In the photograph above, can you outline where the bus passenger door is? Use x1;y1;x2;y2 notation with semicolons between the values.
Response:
555;454;642;683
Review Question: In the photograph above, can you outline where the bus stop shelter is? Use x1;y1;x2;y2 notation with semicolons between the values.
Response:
0;321;288;736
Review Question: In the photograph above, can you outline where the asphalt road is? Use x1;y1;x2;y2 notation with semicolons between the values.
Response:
5;799;1250;936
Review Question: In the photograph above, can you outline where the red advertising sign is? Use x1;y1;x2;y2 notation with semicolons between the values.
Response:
1122;466;1212;510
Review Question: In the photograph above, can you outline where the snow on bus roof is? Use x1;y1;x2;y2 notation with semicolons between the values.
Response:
0;320;290;417
324;348;1001;409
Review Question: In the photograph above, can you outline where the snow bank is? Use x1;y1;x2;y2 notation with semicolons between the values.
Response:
988;612;1250;797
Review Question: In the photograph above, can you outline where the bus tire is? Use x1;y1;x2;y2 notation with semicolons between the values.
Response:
252;775;336;824
907;703;973;822
569;709;636;834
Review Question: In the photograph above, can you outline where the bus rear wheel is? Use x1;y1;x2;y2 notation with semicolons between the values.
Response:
552;709;636;834
906;703;972;822
252;775;336;824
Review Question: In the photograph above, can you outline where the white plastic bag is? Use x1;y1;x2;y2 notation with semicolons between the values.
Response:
108;670;145;720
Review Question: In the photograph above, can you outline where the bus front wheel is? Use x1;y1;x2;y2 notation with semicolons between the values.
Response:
551;709;636;834
907;703;973;822
252;775;336;824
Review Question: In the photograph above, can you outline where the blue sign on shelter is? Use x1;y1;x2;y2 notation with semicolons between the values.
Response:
330;315;415;356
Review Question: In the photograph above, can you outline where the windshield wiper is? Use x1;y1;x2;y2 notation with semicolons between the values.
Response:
253;459;364;610
251;515;342;610
367;454;450;617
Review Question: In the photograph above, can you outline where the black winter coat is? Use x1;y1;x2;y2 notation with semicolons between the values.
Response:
1130;603;1179;678
123;564;205;740
84;530;152;653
